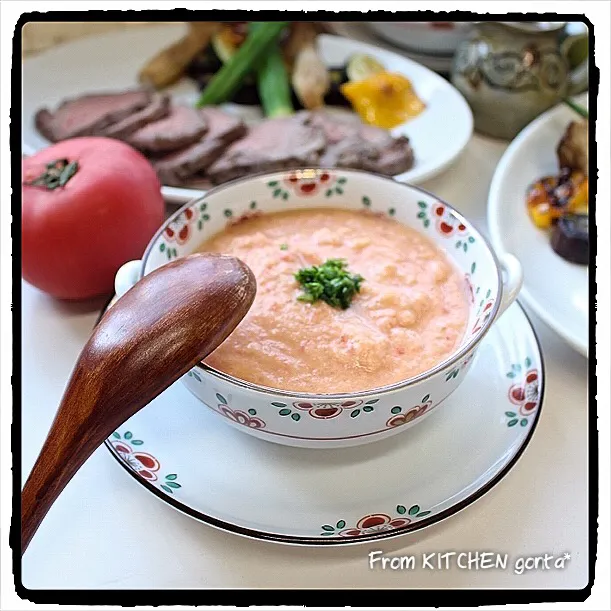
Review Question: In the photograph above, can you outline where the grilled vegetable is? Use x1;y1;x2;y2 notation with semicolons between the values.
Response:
340;71;425;129
139;22;220;89
346;54;385;82
526;169;588;229
557;120;588;174
196;21;289;107
551;214;589;264
286;22;330;110
250;23;293;117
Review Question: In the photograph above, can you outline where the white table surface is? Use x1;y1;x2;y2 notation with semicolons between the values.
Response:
20;133;590;591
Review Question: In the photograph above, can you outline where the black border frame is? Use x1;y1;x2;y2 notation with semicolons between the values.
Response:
11;8;597;606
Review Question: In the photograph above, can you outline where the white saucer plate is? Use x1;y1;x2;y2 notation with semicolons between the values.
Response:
103;302;544;546
22;25;473;204
487;94;589;357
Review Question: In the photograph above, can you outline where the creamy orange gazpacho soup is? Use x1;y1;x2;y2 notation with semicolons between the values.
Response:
198;208;469;393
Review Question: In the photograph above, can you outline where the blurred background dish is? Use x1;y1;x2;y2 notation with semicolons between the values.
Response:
367;21;473;57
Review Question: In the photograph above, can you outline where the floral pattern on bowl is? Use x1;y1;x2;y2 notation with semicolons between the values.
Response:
116;168;522;449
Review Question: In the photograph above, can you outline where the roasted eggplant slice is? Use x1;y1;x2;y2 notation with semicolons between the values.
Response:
550;214;589;265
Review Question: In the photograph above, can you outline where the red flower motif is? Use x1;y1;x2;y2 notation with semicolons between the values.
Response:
386;401;432;428
509;370;540;416
110;441;161;481
433;203;468;238
219;405;266;429
284;171;336;197
164;205;197;245
293;399;363;419
339;513;412;537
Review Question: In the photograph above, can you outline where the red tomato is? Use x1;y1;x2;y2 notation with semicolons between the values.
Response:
22;137;165;300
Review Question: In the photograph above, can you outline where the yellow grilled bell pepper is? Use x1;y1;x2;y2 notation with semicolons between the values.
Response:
340;71;426;129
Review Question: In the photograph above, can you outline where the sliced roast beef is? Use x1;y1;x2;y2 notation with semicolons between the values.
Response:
361;134;415;176
126;105;208;153
312;110;415;175
153;107;246;185
101;93;171;139
35;89;152;142
207;112;326;184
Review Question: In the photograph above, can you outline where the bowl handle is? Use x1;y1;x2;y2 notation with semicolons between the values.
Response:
114;260;142;298
497;253;523;317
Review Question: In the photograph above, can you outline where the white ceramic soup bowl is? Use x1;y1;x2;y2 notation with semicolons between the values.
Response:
115;168;522;449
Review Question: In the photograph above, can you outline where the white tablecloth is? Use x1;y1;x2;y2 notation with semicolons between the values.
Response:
20;133;589;590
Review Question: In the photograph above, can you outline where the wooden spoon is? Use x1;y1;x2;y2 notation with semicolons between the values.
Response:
20;253;256;554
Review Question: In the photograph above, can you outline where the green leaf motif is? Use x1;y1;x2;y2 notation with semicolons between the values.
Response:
525;357;532;368
418;201;427;209
388;208;396;216
422;394;430;403
197;220;203;230
131;440;143;445
468;236;475;243
321;524;334;532
365;399;379;405
396;505;407;515
200;202;207;211
272;402;287;408
159;243;165;252
363;405;374;413
112;432;120;439
124;431;132;440
282;192;289;200
161;485;172;494
278;408;291;416
486;289;491;298
224;209;233;217
408;505;420;516
268;181;278;187
166;474;178;481
291;413;301;421
321;531;335;536
248;408;257;415
362;196;371;207
507;372;516;379
505;411;517;417
508;419;518;427
192;372;201;382
335;187;344;195
391;406;402;414
326;189;333;197
336;520;346;528
520;419;528;427
350;409;361;418
456;240;462;248
471;262;476;274
250;201;257;209
417;211;426;219
417;511;431;517
216;393;227;405
463;242;468;252
203;214;210;221
424;219;431;228
166;482;181;489
337;177;347;184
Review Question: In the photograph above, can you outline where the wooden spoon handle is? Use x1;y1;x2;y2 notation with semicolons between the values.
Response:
21;254;255;554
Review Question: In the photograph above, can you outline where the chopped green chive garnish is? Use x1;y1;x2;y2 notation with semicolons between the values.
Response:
280;243;289;250
295;258;364;310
